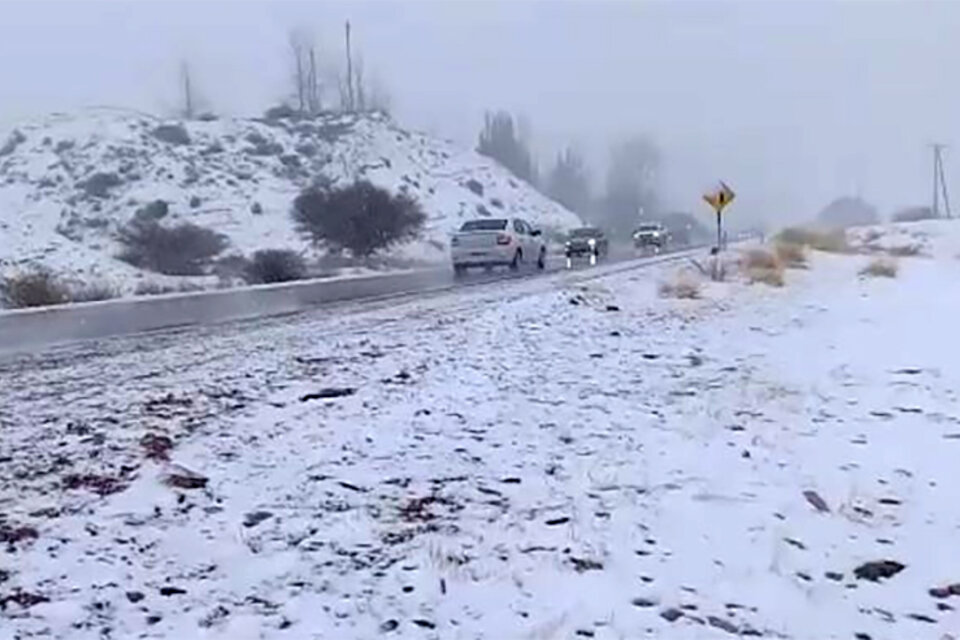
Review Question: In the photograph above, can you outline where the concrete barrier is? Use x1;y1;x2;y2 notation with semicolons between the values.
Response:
0;268;447;352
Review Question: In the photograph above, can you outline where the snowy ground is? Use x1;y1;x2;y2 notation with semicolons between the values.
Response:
2;223;960;639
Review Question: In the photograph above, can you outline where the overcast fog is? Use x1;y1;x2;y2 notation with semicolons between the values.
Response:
0;0;957;228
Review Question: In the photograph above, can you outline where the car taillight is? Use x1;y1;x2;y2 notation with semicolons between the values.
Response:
496;233;511;245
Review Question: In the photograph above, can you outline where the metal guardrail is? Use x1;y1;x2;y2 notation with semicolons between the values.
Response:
0;244;725;354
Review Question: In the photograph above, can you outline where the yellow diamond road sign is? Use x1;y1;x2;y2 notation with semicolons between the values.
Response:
703;181;736;213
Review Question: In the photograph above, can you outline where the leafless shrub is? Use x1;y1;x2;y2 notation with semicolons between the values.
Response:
861;257;898;278
118;219;227;275
244;249;307;284
70;282;118;303
886;244;923;258
658;275;702;299
775;227;850;253
1;269;70;308
747;266;785;287
743;248;780;271
134;281;176;296
774;242;807;268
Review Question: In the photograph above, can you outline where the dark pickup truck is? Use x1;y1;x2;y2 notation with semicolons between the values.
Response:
565;227;609;258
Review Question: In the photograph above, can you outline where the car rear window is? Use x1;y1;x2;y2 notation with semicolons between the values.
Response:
460;219;508;232
570;228;601;238
638;224;662;232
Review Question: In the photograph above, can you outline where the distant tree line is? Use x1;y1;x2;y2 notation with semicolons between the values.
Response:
475;110;704;239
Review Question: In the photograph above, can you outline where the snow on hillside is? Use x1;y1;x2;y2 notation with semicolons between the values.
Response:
3;223;960;638
0;108;580;291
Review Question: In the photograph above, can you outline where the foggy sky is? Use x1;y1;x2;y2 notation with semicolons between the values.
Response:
1;0;958;228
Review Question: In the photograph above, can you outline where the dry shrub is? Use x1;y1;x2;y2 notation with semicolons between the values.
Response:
774;242;807;268
70;282;118;303
748;266;785;287
741;248;786;287
743;248;780;271
1;270;70;308
775;227;849;253
887;244;923;258
861;257;898;278
659;275;702;299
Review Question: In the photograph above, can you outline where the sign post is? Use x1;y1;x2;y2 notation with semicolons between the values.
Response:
702;181;736;252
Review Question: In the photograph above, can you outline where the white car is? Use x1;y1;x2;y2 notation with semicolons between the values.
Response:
451;218;547;275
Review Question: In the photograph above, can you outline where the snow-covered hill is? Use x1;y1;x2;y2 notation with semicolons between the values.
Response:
0;108;580;291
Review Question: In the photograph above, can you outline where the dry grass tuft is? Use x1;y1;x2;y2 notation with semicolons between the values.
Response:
775;227;850;253
741;248;786;287
886;244;923;258
748;266;786;287
743;248;780;271
658;275;702;299
860;257;898;278
774;242;808;268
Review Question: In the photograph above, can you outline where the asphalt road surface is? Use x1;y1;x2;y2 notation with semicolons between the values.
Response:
0;243;689;354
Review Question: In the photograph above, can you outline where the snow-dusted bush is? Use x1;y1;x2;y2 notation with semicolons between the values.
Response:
1;269;70;308
861;257;898;278
118;219;227;275
244;249;307;284
152;124;191;146
292;180;426;257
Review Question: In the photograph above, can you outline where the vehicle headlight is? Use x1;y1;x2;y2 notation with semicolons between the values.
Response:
564;241;571;247
588;238;596;246
651;231;660;237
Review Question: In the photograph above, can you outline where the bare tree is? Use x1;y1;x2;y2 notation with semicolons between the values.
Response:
289;30;309;114
344;20;356;112
307;46;322;114
180;61;194;119
354;55;366;112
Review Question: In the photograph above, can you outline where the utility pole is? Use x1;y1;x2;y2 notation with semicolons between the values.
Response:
931;143;951;219
181;61;194;119
345;20;355;113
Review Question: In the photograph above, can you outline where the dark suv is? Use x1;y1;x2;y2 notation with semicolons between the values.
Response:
565;227;609;259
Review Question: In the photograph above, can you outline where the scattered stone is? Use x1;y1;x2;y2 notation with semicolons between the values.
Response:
412;619;436;629
163;467;208;490
569;557;603;573
380;619;399;632
250;202;263;215
0;130;26;157
937;602;954;612
803;490;830;513
243;511;273;528
575;631;595;638
0;590;48;610
300;388;356;402
784;537;806;550
894;367;923;375
605;305;620;312
631;597;657;608
907;613;937;623
707;616;739;634
146;614;162;625
63;473;126;496
465;179;484;196
660;608;684;622
642;353;660;360
80;172;123;198
545;517;570;526
126;591;145;603
140;433;174;461
189;195;202;209
853;560;905;582
825;571;844;582
0;524;38;547
878;497;901;506
135;200;169;222
159;586;186;596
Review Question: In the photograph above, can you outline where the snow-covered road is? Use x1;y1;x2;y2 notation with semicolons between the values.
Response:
3;224;960;640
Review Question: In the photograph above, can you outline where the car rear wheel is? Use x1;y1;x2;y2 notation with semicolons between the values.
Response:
453;264;467;277
510;250;521;271
537;248;546;270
